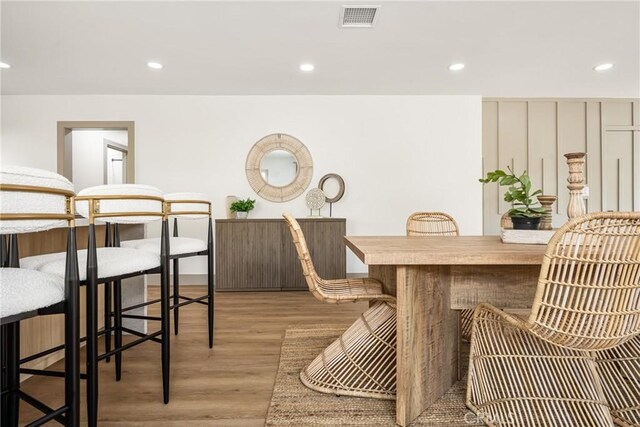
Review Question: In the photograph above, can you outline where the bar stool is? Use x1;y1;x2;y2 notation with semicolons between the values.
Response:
120;192;214;346
20;184;170;426
0;165;80;426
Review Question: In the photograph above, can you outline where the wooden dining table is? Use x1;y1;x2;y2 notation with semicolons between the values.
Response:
344;235;548;427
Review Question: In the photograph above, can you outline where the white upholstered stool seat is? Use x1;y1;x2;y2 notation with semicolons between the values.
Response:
1;165;75;234
21;247;160;281
0;268;66;318
121;237;207;256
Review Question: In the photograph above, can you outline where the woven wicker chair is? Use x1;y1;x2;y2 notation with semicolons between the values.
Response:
283;213;397;399
406;211;460;236
595;337;640;426
406;212;474;341
284;213;395;305
467;212;640;426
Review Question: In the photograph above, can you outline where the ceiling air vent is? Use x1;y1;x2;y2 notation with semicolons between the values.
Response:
340;5;380;28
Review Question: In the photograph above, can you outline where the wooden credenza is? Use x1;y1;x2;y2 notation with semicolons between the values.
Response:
215;218;346;291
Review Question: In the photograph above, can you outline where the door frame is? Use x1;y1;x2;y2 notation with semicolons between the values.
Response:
56;121;135;184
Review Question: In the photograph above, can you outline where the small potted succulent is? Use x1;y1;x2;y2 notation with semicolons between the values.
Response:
230;198;256;219
479;167;546;230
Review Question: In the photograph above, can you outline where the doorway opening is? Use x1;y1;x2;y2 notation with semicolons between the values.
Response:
57;121;135;190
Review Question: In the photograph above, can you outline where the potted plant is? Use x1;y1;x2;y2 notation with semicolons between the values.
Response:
479;167;546;230
230;198;255;219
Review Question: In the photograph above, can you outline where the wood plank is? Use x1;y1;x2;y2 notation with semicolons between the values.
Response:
18;289;368;425
482;101;500;235
369;265;397;296
528;101;557;198
557;101;587;215
586;102;602;212
602;101;636;212
394;265;458;427
345;236;546;265
603;129;634;211
498;101;528;215
449;265;540;310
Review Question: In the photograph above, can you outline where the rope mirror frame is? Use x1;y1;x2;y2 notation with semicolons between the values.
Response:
245;133;313;203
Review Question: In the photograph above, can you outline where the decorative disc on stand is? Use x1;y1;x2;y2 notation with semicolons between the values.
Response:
306;188;326;217
318;173;345;217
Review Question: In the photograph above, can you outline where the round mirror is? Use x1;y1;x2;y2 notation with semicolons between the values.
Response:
259;149;298;187
246;133;313;202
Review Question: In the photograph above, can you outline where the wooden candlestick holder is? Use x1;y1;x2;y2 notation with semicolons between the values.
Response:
564;152;586;220
537;195;557;230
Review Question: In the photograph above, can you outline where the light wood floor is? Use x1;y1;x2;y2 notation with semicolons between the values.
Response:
19;286;368;426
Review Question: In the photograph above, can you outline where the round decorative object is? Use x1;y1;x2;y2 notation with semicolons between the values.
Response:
245;133;313;203
306;188;326;211
318;173;345;203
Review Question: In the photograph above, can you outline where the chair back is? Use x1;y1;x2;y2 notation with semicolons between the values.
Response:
164;192;211;220
283;213;325;301
529;212;640;350
406;212;459;236
0;165;75;235
75;184;164;224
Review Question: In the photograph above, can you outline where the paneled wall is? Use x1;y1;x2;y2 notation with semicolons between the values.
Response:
483;99;640;235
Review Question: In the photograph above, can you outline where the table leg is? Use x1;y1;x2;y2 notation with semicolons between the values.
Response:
395;265;459;427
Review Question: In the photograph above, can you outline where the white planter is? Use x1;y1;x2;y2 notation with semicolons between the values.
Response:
236;211;249;219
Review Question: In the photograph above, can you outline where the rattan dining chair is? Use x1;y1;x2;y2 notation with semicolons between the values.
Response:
466;212;640;426
0;165;80;426
406;212;474;341
595;338;640;427
406;212;460;236
283;213;397;399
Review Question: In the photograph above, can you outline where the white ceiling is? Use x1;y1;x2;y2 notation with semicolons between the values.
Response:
1;1;638;96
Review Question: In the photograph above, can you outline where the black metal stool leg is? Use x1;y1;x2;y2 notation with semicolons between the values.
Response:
207;217;215;348
173;258;179;335
160;219;171;404
1;324;8;425
6;322;20;427
104;223;112;363
4;235;20;426
114;280;123;381
86;224;99;427
172;218;179;335
104;281;112;363
64;226;80;427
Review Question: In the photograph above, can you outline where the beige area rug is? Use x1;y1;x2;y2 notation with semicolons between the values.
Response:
266;325;482;426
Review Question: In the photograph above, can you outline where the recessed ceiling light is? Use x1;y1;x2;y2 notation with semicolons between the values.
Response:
593;63;614;71
0;62;11;69
147;62;163;70
299;63;315;72
448;63;465;71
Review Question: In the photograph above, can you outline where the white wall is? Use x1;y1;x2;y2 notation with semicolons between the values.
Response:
1;95;483;274
70;129;128;191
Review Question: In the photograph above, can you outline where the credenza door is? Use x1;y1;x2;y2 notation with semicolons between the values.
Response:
215;218;346;291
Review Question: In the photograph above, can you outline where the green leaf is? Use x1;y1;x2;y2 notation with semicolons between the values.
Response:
500;176;516;185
